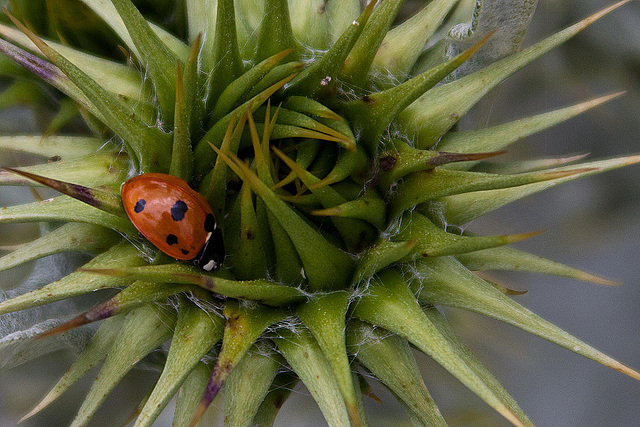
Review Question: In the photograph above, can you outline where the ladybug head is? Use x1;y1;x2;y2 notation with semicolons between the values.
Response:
195;227;225;271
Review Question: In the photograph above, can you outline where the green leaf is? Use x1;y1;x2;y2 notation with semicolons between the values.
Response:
200;111;248;218
19;316;126;422
273;326;351;427
211;144;355;291
255;0;297;62
194;73;297;175
423;307;534;427
136;297;224;427
183;35;204;138
110;0;179;122
438;92;624;170
37;280;203;339
249;104;281;186
170;64;193;181
205;0;244;104
475;154;590;174
232;179;268;279
0;242;145;315
0;196;134;235
80;264;307;307
345;30;493;152
43;98;81;137
377;138;504;188
269;107;355;149
211;49;293;123
0;38;96;115
80;0;190;61
0;21;145;100
288;0;330;49
372;0;458;84
346;320;446;426
308;144;367;190
390;167;587;219
354;239;418;283
6;14;173;172
245;61;303;100
236;110;302;282
391;211;542;259
0;223;120;272
272;145;374;252
457;244;618;286
285;0;376;96
411;256;640;382
265;122;355;149
353;269;530;427
235;0;265;57
268;208;305;285
282;96;344;121
429;155;640;224
311;193;387;230
186;0;217;44
70;304;176;427
0;79;47;109
397;1;632;148
251;372;298;426
224;341;281;427
341;0;404;86
297;291;363;426
0;151;127;188
254;198;277;277
173;362;213;427
190;301;285;425
325;0;361;44
0;168;126;218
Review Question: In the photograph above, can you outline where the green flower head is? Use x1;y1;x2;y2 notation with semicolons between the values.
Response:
0;1;638;426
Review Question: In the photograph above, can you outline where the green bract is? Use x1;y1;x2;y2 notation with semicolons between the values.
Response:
0;1;638;426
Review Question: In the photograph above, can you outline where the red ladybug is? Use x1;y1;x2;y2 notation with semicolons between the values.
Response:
121;173;224;271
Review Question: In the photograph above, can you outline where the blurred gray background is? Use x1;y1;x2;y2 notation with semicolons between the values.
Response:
1;0;639;426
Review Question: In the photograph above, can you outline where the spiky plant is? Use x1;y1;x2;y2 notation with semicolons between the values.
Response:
0;0;639;425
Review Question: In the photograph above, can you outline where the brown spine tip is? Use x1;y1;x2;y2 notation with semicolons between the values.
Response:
188;366;227;427
36;315;89;339
504;229;546;244
543;167;600;179
365;390;383;404
1;168;125;216
188;401;210;427
36;299;118;340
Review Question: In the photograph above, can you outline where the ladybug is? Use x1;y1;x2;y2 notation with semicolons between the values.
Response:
121;173;224;271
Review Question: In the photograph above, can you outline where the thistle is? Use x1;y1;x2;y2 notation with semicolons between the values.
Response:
0;1;638;426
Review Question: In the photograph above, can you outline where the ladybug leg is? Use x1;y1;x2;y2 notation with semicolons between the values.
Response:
196;228;225;271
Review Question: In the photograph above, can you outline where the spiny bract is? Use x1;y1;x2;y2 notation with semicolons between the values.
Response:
0;0;638;426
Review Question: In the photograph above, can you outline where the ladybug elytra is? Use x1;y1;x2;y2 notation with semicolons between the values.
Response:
121;173;224;271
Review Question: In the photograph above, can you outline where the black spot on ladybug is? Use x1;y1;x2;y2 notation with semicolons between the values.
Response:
170;200;188;221
204;214;216;232
181;249;190;255
166;234;179;245
134;199;146;213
